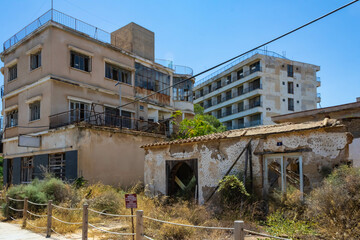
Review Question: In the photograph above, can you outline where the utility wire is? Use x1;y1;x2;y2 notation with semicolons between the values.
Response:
9;0;359;129
115;0;359;110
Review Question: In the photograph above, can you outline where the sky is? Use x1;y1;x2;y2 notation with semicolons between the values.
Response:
0;0;359;107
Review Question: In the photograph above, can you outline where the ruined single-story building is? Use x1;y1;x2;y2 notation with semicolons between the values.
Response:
3;123;165;187
142;119;353;204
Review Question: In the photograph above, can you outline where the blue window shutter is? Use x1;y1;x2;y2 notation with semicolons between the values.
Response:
12;158;21;185
65;150;78;182
33;154;48;180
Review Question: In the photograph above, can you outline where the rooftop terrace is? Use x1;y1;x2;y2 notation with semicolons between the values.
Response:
3;9;193;76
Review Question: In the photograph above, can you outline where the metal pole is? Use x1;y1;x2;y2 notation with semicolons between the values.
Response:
82;203;88;240
46;200;52;238
22;197;28;228
131;208;135;240
135;210;143;240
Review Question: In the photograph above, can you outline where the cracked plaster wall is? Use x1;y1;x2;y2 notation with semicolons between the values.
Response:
144;127;352;204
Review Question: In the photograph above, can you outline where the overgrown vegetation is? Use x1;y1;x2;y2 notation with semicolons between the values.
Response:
1;166;360;239
0;157;3;186
172;104;226;139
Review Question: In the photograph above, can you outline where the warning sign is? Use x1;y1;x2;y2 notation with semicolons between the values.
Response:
125;194;137;209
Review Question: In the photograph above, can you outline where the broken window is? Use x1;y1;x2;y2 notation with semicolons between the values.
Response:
29;101;40;121
6;109;18;128
173;77;193;102
264;155;306;198
105;62;131;84
249;96;261;108
30;51;41;70
70;51;91;72
288;82;294;94
135;63;170;95
49;153;66;180
249;78;261;91
105;107;120;126
287;64;294;77
69;101;90;123
21;157;34;183
226;75;232;85
237;69;244;79
249;61;260;74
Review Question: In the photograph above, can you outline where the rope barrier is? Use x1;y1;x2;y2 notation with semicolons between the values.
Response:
8;197;25;202
51;228;62;236
27;210;47;218
26;220;47;230
52;204;82;211
244;229;291;240
52;216;82;225
144;216;234;230
88;208;135;217
9;216;17;221
89;223;136;236
9;206;24;212
27;200;48;206
144;235;155;240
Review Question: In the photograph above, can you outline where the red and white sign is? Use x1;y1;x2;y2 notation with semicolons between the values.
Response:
125;194;137;209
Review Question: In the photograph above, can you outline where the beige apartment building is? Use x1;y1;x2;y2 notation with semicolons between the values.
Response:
1;10;194;187
194;50;321;129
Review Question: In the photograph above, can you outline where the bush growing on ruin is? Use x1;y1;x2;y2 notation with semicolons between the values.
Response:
306;165;360;239
217;175;249;206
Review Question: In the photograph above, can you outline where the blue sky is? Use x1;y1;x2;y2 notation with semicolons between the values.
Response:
0;0;359;107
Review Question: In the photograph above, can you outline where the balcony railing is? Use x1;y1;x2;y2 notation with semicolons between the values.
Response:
228;119;262;130
195;47;286;86
49;110;167;135
233;84;262;98
221;101;261;118
155;59;193;76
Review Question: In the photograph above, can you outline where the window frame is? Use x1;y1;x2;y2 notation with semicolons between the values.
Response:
288;98;294;111
49;153;66;180
105;62;131;84
6;109;18;128
8;64;17;81
21;156;34;184
70;51;91;72
288;82;294;94
287;64;294;77
29;101;41;121
30;51;42;70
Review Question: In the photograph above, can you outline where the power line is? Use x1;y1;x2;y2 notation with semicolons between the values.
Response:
9;0;359;129
115;0;359;110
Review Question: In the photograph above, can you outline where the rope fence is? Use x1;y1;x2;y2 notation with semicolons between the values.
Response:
1;195;291;240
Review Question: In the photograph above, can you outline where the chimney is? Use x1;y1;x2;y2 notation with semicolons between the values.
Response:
111;22;154;61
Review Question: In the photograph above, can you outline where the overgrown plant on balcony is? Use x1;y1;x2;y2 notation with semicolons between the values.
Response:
172;104;226;139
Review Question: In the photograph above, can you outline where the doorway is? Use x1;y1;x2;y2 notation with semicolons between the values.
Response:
166;159;198;200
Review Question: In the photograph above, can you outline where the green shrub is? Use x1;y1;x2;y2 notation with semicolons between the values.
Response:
88;190;122;213
307;166;360;239
265;211;316;239
40;177;70;203
217;175;249;206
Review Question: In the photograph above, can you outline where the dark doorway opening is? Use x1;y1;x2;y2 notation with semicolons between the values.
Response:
166;159;198;200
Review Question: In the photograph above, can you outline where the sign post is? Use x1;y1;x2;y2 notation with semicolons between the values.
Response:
125;194;137;240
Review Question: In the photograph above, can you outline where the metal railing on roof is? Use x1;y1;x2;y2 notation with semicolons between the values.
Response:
155;59;193;76
3;10;192;76
194;49;287;87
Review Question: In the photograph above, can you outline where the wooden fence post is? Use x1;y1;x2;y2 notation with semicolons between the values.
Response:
234;220;244;240
46;200;53;238
5;196;9;220
22;197;28;228
136;210;144;240
82;203;88;240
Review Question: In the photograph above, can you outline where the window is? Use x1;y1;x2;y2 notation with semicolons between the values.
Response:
238;102;244;112
226;75;232;84
29;101;40;121
226;106;232;116
216;80;221;89
21;157;34;183
287;64;294;77
6;109;18;128
135;63;170;95
200;89;204;97
249;61;260;74
121;110;132;129
49;153;66;180
139;105;144;111
249;96;261;108
173;77;192;101
250;114;261;126
217;95;221;104
70;51;91;72
249;78;261;91
208;85;212;93
30;51;41;70
225;121;232;130
288;82;294;94
238;86;244;96
105;107;120;126
226;91;232;101
217;109;222;118
8;64;17;81
238;118;244;128
237;69;244;79
69;101;90;122
105;63;131;84
288;98;294;111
